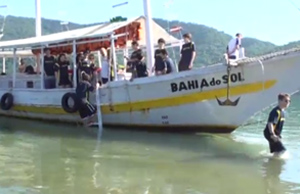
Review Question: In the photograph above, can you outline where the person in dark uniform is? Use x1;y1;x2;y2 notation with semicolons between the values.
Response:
44;48;57;89
55;53;72;88
78;51;94;83
125;41;144;72
125;41;145;80
161;49;175;74
178;33;196;72
76;72;97;126
263;93;291;157
153;38;167;75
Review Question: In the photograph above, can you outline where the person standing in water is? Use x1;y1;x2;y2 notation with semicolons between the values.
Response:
264;93;291;157
178;33;196;72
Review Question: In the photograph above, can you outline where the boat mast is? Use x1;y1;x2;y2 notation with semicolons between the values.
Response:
143;0;155;72
35;0;41;37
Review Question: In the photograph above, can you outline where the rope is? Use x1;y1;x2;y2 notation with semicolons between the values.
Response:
242;59;266;128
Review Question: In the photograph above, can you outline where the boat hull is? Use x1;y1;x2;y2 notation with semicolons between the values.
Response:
1;51;300;133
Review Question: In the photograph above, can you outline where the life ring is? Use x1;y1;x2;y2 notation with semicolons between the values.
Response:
61;92;79;113
0;93;14;110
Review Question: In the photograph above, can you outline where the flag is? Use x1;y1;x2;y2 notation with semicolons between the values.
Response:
169;26;182;33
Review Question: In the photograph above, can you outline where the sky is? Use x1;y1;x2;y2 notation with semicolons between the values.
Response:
0;0;300;45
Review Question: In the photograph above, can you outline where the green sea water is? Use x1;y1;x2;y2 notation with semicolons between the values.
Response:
0;94;299;194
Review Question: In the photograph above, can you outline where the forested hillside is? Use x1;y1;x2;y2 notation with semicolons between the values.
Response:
0;15;299;68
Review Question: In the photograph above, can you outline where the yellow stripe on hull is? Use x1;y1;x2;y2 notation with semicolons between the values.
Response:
10;79;276;115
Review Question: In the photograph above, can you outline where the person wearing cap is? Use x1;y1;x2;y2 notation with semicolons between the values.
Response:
227;33;243;59
43;48;57;89
153;38;167;75
178;33;196;72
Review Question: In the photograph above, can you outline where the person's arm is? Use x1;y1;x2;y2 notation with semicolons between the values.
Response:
267;110;279;137
178;46;183;64
189;43;196;69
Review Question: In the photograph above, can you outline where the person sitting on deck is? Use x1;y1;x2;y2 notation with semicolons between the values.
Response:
24;65;36;75
226;33;243;60
153;38;167;75
178;33;196;72
44;48;57;89
55;53;72;88
76;72;97;126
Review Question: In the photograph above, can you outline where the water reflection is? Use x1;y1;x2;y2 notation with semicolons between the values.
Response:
262;158;286;194
0;117;299;194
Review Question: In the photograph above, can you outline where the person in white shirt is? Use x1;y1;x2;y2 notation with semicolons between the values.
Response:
227;33;243;59
100;48;110;84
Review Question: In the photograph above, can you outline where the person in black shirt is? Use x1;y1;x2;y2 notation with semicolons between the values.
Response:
55;53;72;88
178;33;196;72
44;48;57;89
76;72;97;126
161;49;175;74
125;41;144;76
153;38;167;75
263;93;291;157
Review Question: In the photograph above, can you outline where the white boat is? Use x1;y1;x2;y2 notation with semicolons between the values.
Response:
0;16;299;133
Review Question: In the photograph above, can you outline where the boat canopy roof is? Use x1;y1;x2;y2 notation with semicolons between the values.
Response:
0;16;181;56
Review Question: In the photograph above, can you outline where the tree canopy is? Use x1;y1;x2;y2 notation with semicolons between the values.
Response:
0;15;299;71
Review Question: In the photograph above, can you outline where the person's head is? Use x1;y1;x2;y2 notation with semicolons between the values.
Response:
236;33;243;40
20;59;25;65
76;52;84;63
81;72;91;82
161;49;169;60
183;33;192;43
44;48;51;56
278;93;291;109
131;41;139;50
58;53;66;62
158;38;165;48
100;47;107;57
88;53;95;62
84;49;90;58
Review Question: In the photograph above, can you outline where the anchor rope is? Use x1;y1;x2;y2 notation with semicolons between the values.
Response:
242;60;265;127
256;59;265;129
